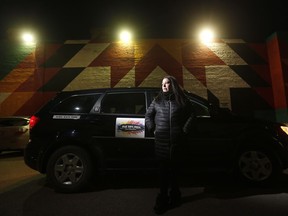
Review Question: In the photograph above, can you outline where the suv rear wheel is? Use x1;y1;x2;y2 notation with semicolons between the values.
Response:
47;145;92;193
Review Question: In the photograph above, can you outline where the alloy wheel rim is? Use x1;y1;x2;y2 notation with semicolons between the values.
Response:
54;153;84;185
238;151;272;181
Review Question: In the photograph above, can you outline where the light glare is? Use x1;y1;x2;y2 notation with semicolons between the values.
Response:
199;28;214;44
22;33;33;42
21;32;35;44
119;30;132;43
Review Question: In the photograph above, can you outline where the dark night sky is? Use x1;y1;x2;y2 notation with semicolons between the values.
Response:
0;0;287;42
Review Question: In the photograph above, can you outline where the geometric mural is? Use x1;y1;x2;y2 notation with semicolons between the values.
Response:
0;35;287;122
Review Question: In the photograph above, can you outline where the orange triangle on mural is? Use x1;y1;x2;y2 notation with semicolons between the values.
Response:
16;68;62;91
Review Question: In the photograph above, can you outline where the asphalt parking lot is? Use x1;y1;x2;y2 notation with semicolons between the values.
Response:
1;151;288;216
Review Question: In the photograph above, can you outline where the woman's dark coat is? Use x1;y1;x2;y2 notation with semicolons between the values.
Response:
145;93;194;160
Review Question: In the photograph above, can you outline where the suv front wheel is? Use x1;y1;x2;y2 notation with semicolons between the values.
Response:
47;145;92;193
236;147;280;184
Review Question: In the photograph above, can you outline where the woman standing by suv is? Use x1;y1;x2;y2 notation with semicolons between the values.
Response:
145;75;195;214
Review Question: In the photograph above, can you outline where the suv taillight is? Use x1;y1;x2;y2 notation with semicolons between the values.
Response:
29;115;40;130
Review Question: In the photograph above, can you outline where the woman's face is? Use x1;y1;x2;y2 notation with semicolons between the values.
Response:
162;78;171;92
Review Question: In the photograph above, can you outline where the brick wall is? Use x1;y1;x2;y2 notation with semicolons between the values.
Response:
0;34;287;122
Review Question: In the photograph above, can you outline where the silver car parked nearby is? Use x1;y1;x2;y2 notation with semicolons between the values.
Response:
0;116;30;153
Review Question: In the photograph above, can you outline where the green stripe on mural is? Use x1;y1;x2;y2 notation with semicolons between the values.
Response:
0;41;35;80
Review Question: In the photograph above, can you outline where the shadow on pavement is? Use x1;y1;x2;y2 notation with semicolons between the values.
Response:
1;171;288;216
44;170;288;198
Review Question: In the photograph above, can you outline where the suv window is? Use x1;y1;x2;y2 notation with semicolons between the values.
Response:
51;94;101;114
101;92;146;114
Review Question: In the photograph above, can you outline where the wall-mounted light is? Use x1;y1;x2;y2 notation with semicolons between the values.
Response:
21;32;35;44
199;28;215;44
119;30;132;43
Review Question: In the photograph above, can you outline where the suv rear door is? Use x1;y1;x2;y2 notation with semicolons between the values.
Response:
88;90;155;169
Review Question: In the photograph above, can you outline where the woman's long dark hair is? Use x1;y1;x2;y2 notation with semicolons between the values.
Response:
156;75;187;106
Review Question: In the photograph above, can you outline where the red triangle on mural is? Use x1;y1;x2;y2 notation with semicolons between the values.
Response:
16;53;36;69
36;44;63;66
185;66;207;86
16;68;62;91
14;92;57;116
110;66;134;87
182;42;225;86
89;43;134;87
182;42;225;66
135;44;183;86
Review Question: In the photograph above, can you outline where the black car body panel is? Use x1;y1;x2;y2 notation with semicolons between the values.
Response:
24;87;288;192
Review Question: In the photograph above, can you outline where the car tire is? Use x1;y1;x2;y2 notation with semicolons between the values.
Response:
236;147;280;185
47;145;93;193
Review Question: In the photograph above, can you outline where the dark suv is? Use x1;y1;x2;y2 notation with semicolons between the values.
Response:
24;87;288;192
